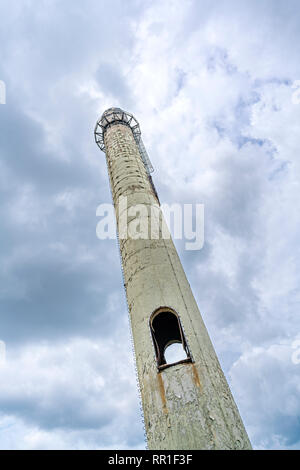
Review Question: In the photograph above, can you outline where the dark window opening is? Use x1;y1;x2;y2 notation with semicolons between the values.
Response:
150;309;192;370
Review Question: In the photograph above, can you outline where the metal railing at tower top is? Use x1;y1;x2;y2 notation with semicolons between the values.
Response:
94;107;154;176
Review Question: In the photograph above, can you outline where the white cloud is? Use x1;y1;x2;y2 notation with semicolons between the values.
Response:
1;0;300;449
0;334;145;449
230;340;300;449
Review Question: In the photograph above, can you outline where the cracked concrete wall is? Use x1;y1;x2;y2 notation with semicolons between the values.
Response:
103;121;252;450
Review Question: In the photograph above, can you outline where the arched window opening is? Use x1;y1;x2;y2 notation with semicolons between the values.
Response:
150;309;192;370
164;342;187;364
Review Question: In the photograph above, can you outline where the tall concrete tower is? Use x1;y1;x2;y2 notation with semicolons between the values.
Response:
94;107;251;450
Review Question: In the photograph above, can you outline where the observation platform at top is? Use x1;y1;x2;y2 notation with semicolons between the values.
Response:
94;107;141;152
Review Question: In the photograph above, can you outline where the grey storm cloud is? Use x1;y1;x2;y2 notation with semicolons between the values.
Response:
0;0;300;450
95;62;133;108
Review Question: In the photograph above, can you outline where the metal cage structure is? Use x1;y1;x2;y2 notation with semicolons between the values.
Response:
94;107;140;152
94;107;154;175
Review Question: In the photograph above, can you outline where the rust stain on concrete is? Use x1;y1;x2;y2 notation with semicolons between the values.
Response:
191;363;202;391
157;373;168;414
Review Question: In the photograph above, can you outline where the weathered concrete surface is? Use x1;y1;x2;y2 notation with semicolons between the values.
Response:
102;118;252;450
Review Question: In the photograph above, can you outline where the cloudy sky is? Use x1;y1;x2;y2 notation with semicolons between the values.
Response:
0;0;300;449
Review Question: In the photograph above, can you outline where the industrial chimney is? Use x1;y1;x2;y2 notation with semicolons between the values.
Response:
94;107;251;450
